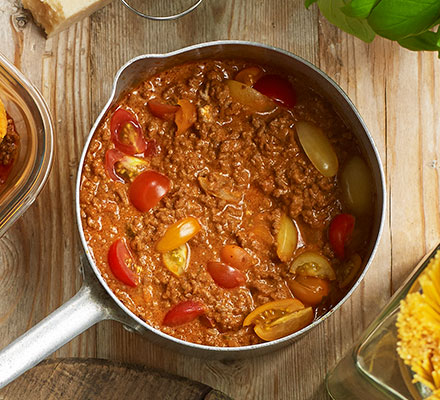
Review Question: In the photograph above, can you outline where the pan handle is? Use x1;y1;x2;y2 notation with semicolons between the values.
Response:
0;259;114;388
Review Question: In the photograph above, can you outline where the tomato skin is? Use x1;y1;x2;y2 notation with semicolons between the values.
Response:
110;108;147;155
156;216;202;253
219;245;254;270
107;238;138;287
147;99;180;121
253;75;297;108
175;99;197;135
162;300;205;327
329;214;355;259
288;276;330;306
129;170;170;212
207;261;246;289
144;139;159;157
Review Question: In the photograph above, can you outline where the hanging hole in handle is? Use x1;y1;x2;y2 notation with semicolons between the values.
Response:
119;0;204;21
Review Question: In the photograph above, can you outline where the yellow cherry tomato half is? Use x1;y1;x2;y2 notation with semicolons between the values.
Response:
162;243;189;276
226;80;276;113
296;121;338;178
254;307;314;341
276;214;298;262
175;99;197;135
243;298;305;327
235;66;264;86
290;251;336;280
156;217;202;253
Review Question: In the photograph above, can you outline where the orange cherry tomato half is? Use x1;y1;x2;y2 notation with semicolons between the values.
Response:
147;99;180;121
110;107;147;155
288;276;330;306
156;216;202;253
329;214;355;259
175;99;197;135
220;245;254;270
107;238;138;287
235;66;264;86
162;300;205;327
253;74;297;108
105;149;149;183
129;170;171;212
207;261;246;289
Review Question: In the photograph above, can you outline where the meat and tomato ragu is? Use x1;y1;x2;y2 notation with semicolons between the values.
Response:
80;59;374;347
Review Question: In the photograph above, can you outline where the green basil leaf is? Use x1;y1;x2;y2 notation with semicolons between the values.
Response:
368;0;440;40
341;0;380;18
305;0;319;8
398;31;440;51
317;0;376;42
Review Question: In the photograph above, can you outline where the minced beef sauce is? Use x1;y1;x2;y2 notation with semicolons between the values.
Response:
80;59;372;347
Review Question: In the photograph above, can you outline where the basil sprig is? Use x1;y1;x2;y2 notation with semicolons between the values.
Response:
305;0;440;56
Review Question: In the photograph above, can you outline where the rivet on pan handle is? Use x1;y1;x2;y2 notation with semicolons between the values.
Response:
119;0;204;21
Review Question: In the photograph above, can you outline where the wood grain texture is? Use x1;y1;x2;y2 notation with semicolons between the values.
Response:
0;0;439;399
1;358;232;400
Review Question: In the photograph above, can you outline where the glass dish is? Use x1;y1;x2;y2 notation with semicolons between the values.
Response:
0;52;54;236
326;243;440;400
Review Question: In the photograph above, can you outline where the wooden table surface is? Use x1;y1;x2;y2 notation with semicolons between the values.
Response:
0;1;439;399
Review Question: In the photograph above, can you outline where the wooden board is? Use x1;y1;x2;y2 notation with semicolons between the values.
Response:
0;0;439;399
0;358;232;399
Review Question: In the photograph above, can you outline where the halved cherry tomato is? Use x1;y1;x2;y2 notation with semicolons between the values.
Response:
107;238;138;287
207;261;246;289
329;214;355;259
220;245;254;270
276;214;298;262
235;66;264;86
162;244;189;276
253;75;297;108
290;252;336;280
296;121;338;178
162;300;205;327
156;216;202;253
105;149;149;183
175;99;197;135
147;99;180;121
226;80;276;113
288;276;330;306
110;108;147;155
243;299;313;341
129;170;170;212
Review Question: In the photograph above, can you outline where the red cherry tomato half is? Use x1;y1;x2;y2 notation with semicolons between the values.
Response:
207;261;246;289
147;99;180;121
110;107;147;155
253;75;297;108
162;300;205;327
329;214;356;259
108;238;138;287
129;170;171;212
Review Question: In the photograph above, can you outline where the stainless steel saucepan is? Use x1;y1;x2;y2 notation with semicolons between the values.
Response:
0;41;386;388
